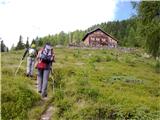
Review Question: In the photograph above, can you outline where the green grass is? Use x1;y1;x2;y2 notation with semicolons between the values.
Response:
1;47;160;119
1;51;41;120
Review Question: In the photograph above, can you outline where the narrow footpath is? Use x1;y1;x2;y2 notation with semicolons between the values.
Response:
40;106;54;120
32;77;54;120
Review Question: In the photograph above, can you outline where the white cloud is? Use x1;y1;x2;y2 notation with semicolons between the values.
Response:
0;0;117;49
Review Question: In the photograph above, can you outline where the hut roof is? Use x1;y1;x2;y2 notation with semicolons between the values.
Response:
82;28;118;42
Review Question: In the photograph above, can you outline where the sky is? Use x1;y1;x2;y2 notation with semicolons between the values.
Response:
115;1;136;21
0;0;136;49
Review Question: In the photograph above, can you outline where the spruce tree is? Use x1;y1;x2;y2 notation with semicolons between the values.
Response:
16;35;25;50
0;40;9;52
25;37;29;48
11;44;15;51
1;40;5;52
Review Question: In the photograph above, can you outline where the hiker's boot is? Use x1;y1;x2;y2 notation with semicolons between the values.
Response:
26;74;29;77
42;93;48;98
38;91;41;93
42;94;48;100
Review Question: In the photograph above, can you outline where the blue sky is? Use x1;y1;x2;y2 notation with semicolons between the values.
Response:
115;1;137;21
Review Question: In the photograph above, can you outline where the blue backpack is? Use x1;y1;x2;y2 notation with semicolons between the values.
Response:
39;45;52;63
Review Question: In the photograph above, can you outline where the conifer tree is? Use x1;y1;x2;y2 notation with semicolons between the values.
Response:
16;35;25;50
1;40;6;52
138;1;160;58
25;37;29;48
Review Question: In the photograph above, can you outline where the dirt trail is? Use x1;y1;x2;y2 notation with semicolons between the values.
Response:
40;106;54;120
32;78;54;120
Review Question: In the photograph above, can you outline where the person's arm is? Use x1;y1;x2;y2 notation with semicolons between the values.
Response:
22;48;28;60
35;49;42;69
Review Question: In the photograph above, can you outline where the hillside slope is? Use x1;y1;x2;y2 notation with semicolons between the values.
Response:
1;47;160;119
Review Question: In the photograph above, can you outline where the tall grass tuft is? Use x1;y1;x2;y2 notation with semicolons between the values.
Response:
155;60;160;73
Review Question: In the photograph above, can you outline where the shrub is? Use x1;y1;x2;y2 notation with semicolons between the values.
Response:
79;104;160;120
155;60;160;73
1;78;40;120
55;98;72;118
77;87;100;101
125;56;136;67
108;75;144;84
73;50;81;58
89;55;102;63
105;54;113;62
53;68;66;88
77;79;89;86
54;89;64;101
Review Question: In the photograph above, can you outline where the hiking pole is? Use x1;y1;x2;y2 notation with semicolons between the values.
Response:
15;59;23;76
50;68;55;92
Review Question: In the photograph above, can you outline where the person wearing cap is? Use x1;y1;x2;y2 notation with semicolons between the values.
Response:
22;43;38;77
35;43;55;98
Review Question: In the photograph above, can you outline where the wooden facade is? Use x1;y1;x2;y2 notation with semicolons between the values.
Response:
82;28;118;47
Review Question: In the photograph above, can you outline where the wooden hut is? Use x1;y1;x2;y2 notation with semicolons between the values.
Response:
82;28;118;47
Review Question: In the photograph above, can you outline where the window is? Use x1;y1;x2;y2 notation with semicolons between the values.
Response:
102;38;106;42
91;37;95;40
96;38;100;41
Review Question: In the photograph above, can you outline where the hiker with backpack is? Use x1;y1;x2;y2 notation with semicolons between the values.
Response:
22;44;38;77
35;43;55;98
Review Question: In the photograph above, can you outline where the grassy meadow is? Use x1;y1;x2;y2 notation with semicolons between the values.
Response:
1;47;160;120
